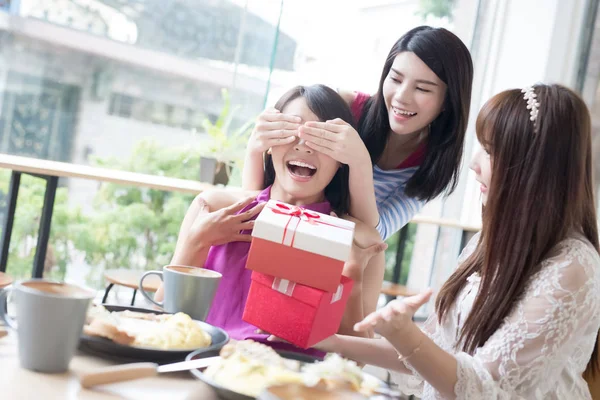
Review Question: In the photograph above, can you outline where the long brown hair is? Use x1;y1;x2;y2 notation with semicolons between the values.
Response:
435;84;600;376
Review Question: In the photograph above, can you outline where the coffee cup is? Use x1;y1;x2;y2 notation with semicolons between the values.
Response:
0;279;95;373
139;265;221;321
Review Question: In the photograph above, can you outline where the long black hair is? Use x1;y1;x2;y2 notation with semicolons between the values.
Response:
263;84;353;215
359;26;474;201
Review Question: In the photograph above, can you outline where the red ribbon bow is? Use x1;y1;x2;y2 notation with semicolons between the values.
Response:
267;202;351;247
270;203;320;224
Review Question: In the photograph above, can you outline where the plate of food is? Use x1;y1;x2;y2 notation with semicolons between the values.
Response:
185;340;393;400
79;304;229;363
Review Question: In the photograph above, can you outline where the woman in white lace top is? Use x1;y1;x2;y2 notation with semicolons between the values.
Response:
310;84;600;399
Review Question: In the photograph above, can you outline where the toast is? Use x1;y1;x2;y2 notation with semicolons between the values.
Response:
83;318;136;346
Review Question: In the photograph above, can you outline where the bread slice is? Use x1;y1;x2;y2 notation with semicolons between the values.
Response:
83;318;136;346
114;310;167;322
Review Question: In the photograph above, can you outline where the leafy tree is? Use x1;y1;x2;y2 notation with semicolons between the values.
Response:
75;140;198;287
0;139;199;288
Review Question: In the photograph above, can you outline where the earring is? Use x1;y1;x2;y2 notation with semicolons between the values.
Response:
267;148;272;155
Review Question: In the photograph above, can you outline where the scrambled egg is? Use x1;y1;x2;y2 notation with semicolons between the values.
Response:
134;312;212;350
302;353;377;394
203;340;379;398
204;349;304;397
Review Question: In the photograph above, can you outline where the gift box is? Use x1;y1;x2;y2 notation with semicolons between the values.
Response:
246;200;355;293
242;271;353;349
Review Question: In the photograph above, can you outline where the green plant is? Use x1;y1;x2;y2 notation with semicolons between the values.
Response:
199;88;255;171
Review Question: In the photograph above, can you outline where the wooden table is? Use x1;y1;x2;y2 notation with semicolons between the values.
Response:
102;269;162;306
0;331;219;400
0;153;217;279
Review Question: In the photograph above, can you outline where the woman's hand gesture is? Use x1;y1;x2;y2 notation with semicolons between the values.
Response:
188;197;265;248
354;289;433;339
248;108;301;154
298;118;370;167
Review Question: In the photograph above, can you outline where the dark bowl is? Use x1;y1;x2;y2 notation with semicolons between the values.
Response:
186;347;318;400
78;304;229;364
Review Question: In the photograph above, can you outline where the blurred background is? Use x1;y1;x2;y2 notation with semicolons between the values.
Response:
0;0;597;312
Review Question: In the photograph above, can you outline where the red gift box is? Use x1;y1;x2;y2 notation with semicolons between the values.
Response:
242;271;353;349
246;200;355;293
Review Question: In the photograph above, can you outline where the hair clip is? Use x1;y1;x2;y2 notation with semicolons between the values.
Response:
521;86;540;126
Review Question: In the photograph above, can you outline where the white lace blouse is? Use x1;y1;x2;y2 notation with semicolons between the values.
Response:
398;232;600;399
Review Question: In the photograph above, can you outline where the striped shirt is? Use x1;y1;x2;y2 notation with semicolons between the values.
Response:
373;165;424;240
351;92;425;240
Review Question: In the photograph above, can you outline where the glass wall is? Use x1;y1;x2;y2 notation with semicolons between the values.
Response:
2;0;593;297
0;0;480;289
0;0;285;283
